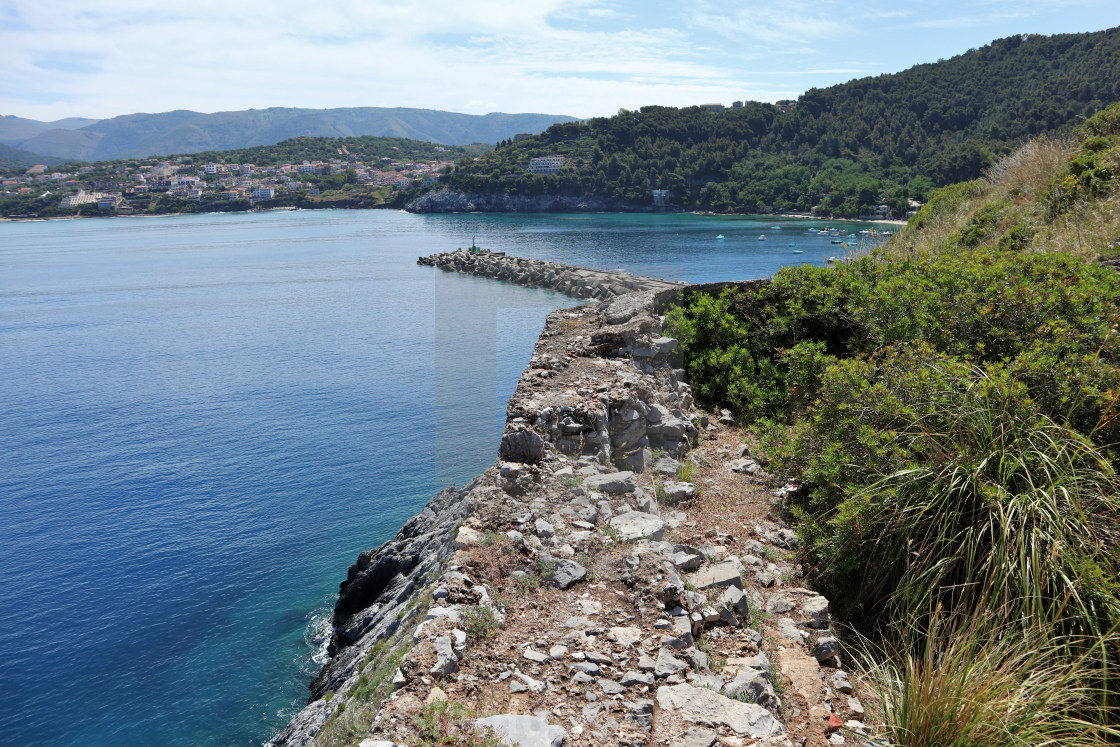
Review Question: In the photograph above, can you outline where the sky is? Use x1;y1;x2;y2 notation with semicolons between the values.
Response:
2;0;1120;122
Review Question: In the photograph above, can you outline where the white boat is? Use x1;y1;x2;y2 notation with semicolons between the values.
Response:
716;234;725;239
758;235;766;241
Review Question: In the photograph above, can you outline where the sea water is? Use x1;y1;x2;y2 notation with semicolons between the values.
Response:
0;209;882;745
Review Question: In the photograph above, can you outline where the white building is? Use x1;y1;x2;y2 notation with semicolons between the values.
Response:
252;187;276;200
59;190;102;208
528;156;565;174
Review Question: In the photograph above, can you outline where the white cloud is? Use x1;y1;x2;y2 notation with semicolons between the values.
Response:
1;0;1118;121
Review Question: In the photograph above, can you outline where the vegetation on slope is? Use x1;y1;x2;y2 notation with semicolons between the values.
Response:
435;27;1120;217
0;142;64;170
666;101;1120;741
177;135;489;168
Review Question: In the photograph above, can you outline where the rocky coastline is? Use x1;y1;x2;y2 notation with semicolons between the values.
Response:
271;257;870;747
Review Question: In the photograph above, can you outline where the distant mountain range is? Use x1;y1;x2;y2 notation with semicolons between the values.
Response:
0;107;579;164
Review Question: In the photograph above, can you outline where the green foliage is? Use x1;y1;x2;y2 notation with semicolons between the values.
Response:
180;135;486;168
950;199;1009;248
675;459;696;483
462;605;501;641
436;28;1120;215
776;350;1120;634
905;180;988;231
671;118;1120;732
414;700;507;746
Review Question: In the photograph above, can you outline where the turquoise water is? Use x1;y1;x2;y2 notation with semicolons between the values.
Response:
0;209;882;746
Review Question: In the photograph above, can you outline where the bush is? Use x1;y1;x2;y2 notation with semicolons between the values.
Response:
773;349;1120;634
462;605;501;641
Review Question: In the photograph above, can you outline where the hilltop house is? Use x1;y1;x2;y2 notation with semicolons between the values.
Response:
528;156;564;174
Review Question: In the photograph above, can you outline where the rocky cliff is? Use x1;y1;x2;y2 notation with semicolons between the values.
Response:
271;259;872;747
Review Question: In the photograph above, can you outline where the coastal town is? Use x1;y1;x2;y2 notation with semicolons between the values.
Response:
0;154;456;216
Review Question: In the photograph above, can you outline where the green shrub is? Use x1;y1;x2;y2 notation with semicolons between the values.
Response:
906;179;989;231
462;605;501;641
950;200;1010;248
414;700;507;746
777;350;1120;634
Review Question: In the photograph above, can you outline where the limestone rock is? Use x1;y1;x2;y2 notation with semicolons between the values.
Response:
661;481;696;503
655;647;689;678
689;561;743;591
475;714;566;747
607;626;643;647
653;456;681;475
545;558;588;590
500;429;545;464
608;512;666;542
811;636;839;662
430;636;459;675
583;471;637;494
655;683;784;737
453;525;481;550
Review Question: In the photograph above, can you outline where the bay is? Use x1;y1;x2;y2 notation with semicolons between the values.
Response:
0;209;882;746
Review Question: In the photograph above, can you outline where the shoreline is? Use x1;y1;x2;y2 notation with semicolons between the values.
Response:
0;205;911;226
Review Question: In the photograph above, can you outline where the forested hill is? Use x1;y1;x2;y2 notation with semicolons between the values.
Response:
180;135;489;167
433;27;1120;218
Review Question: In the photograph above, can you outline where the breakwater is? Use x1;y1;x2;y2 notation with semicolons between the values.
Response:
417;249;686;300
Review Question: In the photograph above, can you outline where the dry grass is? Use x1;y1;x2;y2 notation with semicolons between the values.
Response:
860;610;1119;747
885;133;1120;263
1036;197;1120;260
985;135;1076;201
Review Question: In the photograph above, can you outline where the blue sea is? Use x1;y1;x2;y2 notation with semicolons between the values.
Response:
0;209;883;745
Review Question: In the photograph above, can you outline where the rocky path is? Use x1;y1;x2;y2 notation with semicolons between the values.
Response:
272;289;878;747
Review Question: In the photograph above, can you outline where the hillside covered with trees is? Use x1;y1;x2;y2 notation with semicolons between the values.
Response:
428;27;1120;218
177;135;489;168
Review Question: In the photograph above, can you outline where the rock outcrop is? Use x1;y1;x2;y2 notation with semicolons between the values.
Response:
418;249;685;301
271;261;872;747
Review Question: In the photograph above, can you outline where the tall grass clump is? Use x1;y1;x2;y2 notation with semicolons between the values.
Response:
777;353;1120;635
862;610;1119;747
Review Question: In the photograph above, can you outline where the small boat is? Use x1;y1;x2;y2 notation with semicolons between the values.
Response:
882;231;893;236
792;249;803;254
716;234;725;240
758;235;766;241
831;239;845;244
770;225;781;230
